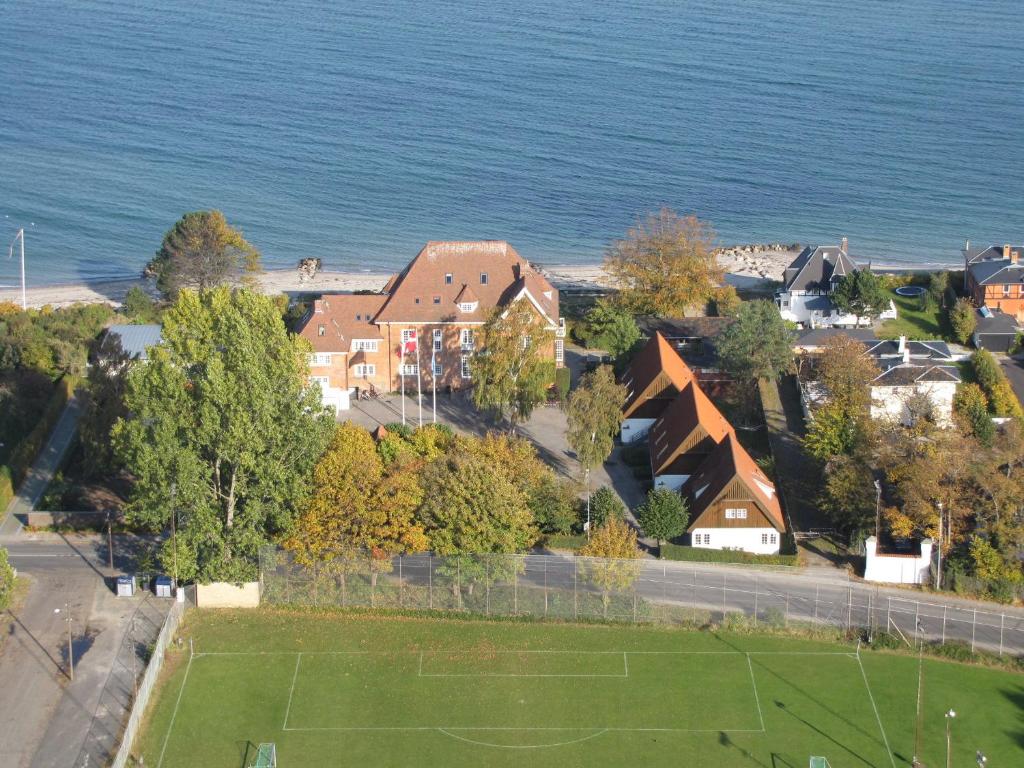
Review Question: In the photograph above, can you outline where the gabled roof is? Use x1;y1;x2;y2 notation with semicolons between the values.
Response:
976;307;1021;335
373;241;558;324
649;382;734;477
683;434;785;532
102;324;162;361
968;260;1024;286
621;332;695;420
963;244;1024;265
454;284;479;306
872;364;961;386
795;327;877;349
862;339;952;361
296;294;387;353
782;245;859;292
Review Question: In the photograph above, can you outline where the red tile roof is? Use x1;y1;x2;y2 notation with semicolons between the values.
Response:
621;332;695;419
296;294;386;353
649;382;734;477
374;241;558;324
683;433;785;532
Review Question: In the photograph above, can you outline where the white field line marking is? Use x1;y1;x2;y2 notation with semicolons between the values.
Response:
282;653;302;730
856;651;897;768
156;651;194;768
746;654;766;733
623;651;629;678
282;725;768;733
420;673;628;678
437;727;609;749
191;649;856;657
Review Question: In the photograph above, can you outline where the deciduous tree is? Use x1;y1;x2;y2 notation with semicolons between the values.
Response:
603;209;722;316
0;546;14;611
949;299;977;345
113;288;333;583
832;269;888;327
471;301;555;431
636;488;688;555
146;211;262;299
579;517;642;616
580;299;641;359
953;383;994;447
717;300;794;383
591;486;626;528
566;365;626;526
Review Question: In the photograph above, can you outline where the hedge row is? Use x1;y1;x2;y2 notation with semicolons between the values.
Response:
0;377;76;511
660;543;799;567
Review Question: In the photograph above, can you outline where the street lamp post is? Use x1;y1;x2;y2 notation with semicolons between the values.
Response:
945;709;956;768
935;501;945;590
913;619;925;767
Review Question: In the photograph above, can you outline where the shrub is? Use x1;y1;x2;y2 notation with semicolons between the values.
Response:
122;286;161;323
971;349;1023;418
590;486;626;528
383;422;414;439
554;367;571;403
659;544;798;566
621;444;649;467
953;383;994;446
948;299;977;344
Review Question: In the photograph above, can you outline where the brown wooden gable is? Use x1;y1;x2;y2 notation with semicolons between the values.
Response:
652;423;709;475
624;371;682;419
687;476;781;532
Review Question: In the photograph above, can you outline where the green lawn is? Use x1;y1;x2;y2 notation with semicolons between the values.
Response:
134;610;1023;767
877;294;950;341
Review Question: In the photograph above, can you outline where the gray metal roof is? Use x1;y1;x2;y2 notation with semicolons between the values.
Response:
103;324;162;361
862;339;952;361
782;245;859;292
976;308;1020;335
795;328;877;347
963;244;1024;265
873;364;960;386
968;259;1024;286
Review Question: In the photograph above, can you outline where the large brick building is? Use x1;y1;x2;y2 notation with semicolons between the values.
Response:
296;241;564;411
964;242;1024;322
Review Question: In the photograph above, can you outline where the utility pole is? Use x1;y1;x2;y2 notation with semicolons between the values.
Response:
935;501;944;590
945;709;956;768
107;512;114;570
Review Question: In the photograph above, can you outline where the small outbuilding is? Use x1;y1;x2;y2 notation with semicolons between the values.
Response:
972;307;1020;352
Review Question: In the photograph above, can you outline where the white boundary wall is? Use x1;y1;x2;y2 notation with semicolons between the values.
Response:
864;536;933;585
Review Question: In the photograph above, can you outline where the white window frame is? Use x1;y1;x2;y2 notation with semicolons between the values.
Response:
309;375;330;387
480;272;488;285
724;508;747;520
459;302;477;313
460;328;474;351
353;364;375;377
555;339;564;363
401;329;416;344
433;360;443;377
352;340;379;353
445;273;453;285
461;355;471;379
433;328;442;351
401;363;419;377
310;352;331;366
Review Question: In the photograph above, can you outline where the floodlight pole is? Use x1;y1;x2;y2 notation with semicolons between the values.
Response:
945;709;956;768
913;619;925;767
935;501;944;590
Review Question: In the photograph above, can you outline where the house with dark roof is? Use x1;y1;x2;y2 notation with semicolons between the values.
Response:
972;306;1020;352
295;241;563;411
634;316;734;377
798;333;960;427
775;239;896;328
683;433;785;555
648;381;734;491
620;332;695;443
99;324;163;363
963;242;1024;322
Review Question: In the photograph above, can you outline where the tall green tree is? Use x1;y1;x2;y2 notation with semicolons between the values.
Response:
581;299;641;358
831;269;888;327
112;288;333;583
566;365;626;528
590;486;626;528
949;299;978;345
471;301;555;431
146;211;262;299
78;338;131;478
717;300;794;382
636;487;688;556
953;383;995;447
603;209;723;316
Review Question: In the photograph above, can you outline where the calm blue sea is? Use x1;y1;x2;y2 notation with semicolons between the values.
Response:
1;0;1022;286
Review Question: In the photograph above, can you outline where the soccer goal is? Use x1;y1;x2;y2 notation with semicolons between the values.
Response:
809;757;832;768
249;743;277;768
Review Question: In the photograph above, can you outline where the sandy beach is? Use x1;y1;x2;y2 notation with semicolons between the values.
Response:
0;245;798;310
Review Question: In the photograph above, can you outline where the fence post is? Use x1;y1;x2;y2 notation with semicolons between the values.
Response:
887;598;891;632
847;586;853;630
428;554;433;610
573;558;578;619
514;557;518;615
457;559;462;611
914;603;920;643
999;613;1005;656
485;557;490;616
369;553;375;608
754;574;759;626
399;556;403;608
941;606;946;645
971;608;977;653
544;557;548;617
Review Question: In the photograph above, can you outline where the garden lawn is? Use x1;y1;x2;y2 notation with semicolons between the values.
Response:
134;610;1023;768
877;294;949;341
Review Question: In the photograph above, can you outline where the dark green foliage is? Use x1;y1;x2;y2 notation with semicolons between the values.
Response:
122;286;161;324
528;475;578;535
0;546;14;611
555;367;571;403
0;302;115;378
384;422;414;439
953;383;994;447
659;544;798;566
831;269;888;324
636;487;688;553
717;300;794;382
621;444;650;467
590;486;626;528
949;299;977;345
971;349;1023;417
579;299;641;358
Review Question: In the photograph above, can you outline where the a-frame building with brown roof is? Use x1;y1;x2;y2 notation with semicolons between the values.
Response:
648;381;734;491
682;433;785;554
620;332;695;443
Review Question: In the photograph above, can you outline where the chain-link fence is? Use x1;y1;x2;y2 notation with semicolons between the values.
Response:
260;548;1024;657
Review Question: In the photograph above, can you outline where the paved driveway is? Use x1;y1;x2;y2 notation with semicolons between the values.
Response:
998;354;1024;410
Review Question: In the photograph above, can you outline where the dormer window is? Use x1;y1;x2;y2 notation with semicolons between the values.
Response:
415;298;420;304
480;272;488;285
445;273;453;285
318;324;326;336
356;314;361;321
433;296;441;304
459;302;478;313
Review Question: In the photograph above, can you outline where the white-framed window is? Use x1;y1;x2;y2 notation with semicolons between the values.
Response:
433;328;442;351
461;355;471;379
309;375;330;387
317;323;326;336
555;339;564;363
697;533;710;545
433;361;442;377
401;363;419;376
445;273;453;285
480;272;488;285
459;302;477;313
352;340;378;352
401;329;416;344
1003;284;1012;296
460;329;474;350
353;364;375;377
309;353;331;366
761;533;769;545
521;335;530;349
724;508;747;520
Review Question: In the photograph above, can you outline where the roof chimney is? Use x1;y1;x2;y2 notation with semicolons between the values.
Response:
897;335;907;354
841;236;848;254
1004;244;1012;260
902;346;911;365
1012;250;1020;265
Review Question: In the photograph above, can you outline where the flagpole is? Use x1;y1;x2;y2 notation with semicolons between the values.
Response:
431;346;437;424
416;330;423;427
18;229;25;311
400;340;406;426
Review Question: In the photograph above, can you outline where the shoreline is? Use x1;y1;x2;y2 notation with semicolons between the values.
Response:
0;246;938;310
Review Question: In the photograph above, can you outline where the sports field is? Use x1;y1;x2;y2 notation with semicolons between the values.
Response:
136;610;1023;767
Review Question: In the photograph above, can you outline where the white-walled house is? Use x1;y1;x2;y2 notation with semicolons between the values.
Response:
620;332;695;444
683;434;786;555
776;241;896;328
864;536;933;585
